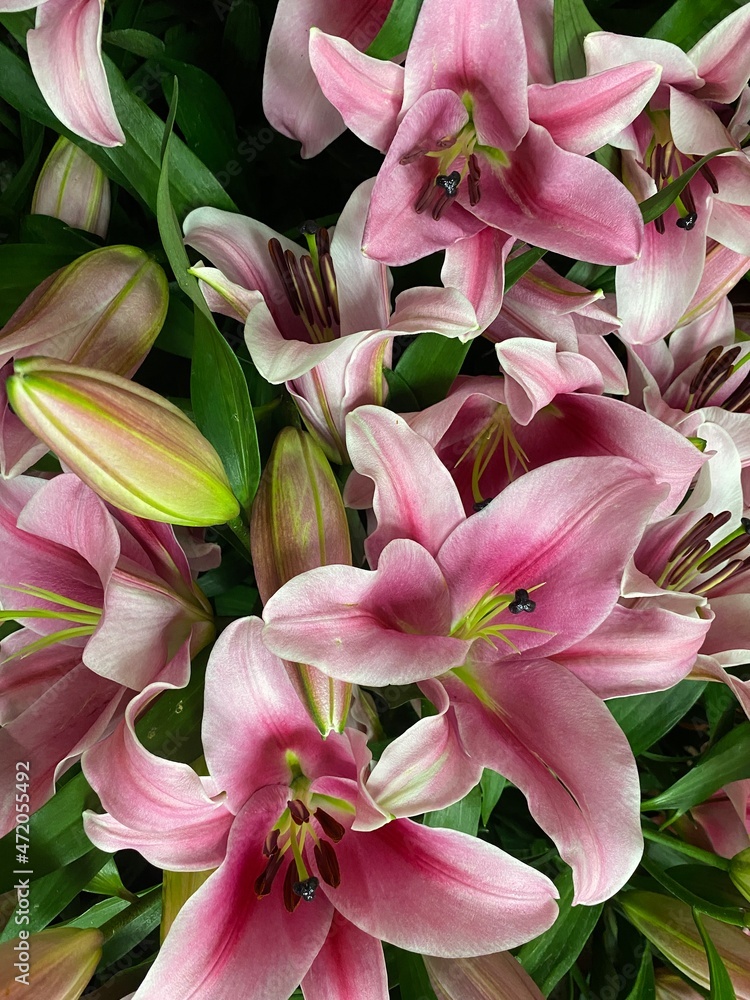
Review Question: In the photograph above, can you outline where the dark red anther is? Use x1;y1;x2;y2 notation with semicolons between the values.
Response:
695;346;742;407
689;346;724;396
654;214;666;235
671;511;730;561
700;162;720;194
314;841;341;888
415;177;437;214
255;850;284;898
263;828;280;857
314;808;346;843
268;238;301;315
283;861;302;913
694;558;747;594
468;154;481;206
697;534;750;574
288;799;311;825
721;367;750;413
316;226;331;258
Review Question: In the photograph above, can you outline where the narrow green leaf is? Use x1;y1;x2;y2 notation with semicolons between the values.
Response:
384;366;421;412
394;333;471;409
480;769;506;826
0;848;110;939
647;0;749;50
423;784;481;835
625;945;656;1000
395;948;439;1000
84;858;134;901
518;869;604;993
643;723;750;814
0;128;43;217
0;244;80;325
366;0;424;60
64;896;129;930
504;246;547;290
640;856;750;926
640;148;733;224
103;29;165;58
608;681;706;756
160;60;238;174
98;887;162;972
553;0;602;82
694;910;738;999
134;647;209;764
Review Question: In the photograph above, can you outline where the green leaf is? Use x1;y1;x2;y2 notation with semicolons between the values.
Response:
643;723;750;815
394;948;439;1000
518;869;604;993
0;772;99;893
103;28;166;58
625;945;656;1000
0;127;43;218
156;83;259;513
504;246;547;290
0;848;110;939
480;769;506;826
394;333;471;409
640;856;750;926
84;858;134;901
98;887;162;972
64;896;130;930
553;0;602;82
366;0;424;60
0;39;235;219
423;784;481;835
384;366;421;412
694;909;738;999
154;290;195;359
134;647;209;764
608;681;706;756
160;60;238;174
647;0;749;50
0;244;80;325
640;148;733;224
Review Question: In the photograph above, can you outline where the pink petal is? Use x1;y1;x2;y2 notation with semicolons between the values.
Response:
132;785;333;1000
700;594;750;663
444;658;643;904
425;952;546;1000
441;229;514;330
27;0;125;147
262;539;470;686
263;0;392;158
495;338;604;425
616;177;712;344
528;62;661;156
328;818;558;955
475;123;644;265
83;680;233;870
711;154;750;207
438;455;666;660
670;298;736;378
387;286;480;339
362;90;485;265
688;3;750;104
519;0;555;85
669;88;736;156
584;31;703;94
707;201;750;255
202;618;356;813
0;367;47;477
558;602;710;698
693;791;750;859
346;405;465;564
403;0;529;151
360;677;483;824
302;914;388;1000
692;655;750;722
192;265;260;323
332;178;392;335
309;30;404;153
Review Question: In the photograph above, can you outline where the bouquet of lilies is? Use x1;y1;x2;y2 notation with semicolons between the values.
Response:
1;0;750;997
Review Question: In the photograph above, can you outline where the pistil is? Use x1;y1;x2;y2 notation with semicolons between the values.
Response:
404;119;486;221
451;583;550;650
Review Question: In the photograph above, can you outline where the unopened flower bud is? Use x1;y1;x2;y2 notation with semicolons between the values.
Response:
0;926;102;998
730;847;750;904
655;971;703;999
7;357;240;527
621;891;750;996
425;952;545;999
251;426;352;732
32;137;110;238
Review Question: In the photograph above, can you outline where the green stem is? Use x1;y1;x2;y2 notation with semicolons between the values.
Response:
642;825;731;871
99;885;162;942
227;513;252;554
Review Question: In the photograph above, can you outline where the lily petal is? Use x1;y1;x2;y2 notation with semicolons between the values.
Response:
688;2;750;104
27;0;125;147
707;201;750;255
669;88;736;156
441;229;514;330
301;914;388;1000
584;31;703;94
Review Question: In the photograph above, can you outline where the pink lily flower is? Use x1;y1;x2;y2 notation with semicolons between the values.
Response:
345;377;703;520
0;0;125;147
185;179;479;461
263;406;672;903
0;473;214;835
585;9;750;344
309;0;659;305
691;781;750;859
82;617;559;1000
263;0;394;158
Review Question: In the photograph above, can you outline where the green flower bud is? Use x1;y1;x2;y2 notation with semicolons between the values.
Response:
731;847;750;904
32;137;110;238
0;927;102;998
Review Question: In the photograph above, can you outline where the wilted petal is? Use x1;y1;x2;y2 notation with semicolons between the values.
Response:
445;658;643;904
27;0;125;147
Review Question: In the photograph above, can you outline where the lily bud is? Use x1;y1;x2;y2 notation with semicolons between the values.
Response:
621;891;750;997
0;245;169;478
731;847;750;903
7;357;240;527
0;926;102;998
31;137;111;238
251;426;352;733
425;953;545;1000
161;869;213;942
655;971;704;999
